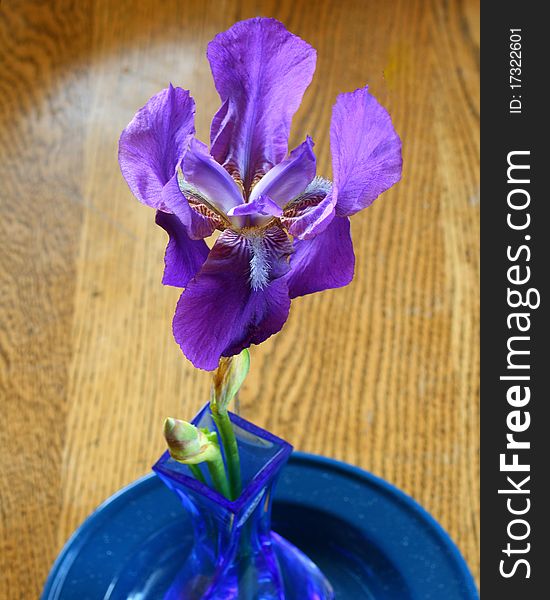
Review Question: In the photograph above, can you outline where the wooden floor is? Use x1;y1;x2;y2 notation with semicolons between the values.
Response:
0;0;479;596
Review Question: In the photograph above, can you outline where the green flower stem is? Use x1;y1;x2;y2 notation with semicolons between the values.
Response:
189;464;206;485
206;452;231;499
211;407;242;501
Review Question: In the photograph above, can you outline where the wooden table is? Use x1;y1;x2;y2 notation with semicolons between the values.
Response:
0;0;479;596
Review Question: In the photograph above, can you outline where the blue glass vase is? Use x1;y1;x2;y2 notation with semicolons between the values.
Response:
153;404;334;599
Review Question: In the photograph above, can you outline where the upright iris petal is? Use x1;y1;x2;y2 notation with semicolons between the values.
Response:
118;85;210;286
118;84;195;210
207;18;317;192
331;86;403;217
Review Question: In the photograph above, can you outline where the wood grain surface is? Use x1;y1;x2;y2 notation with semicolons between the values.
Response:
0;0;479;597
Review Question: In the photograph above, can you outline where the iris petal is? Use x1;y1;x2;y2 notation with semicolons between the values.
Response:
286;216;355;298
227;196;283;219
172;228;293;370
207;18;316;192
119;85;195;209
181;138;244;216
281;176;336;240
155;210;210;288
161;173;217;240
249;137;316;208
331;86;402;216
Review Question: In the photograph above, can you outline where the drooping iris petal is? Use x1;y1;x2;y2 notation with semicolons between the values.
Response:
331;86;402;217
286;216;355;298
161;173;218;240
155;210;210;288
181;138;243;215
119;85;195;209
281;176;336;240
249;137;316;208
207;18;317;192
227;196;283;218
173;228;293;370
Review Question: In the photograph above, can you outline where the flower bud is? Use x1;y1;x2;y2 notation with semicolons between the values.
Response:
211;349;250;413
163;417;220;464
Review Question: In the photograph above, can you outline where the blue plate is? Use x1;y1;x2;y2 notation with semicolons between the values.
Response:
42;452;478;599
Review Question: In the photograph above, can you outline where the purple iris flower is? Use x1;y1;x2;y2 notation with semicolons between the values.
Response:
119;18;402;371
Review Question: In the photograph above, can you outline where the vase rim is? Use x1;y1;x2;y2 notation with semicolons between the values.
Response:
152;403;293;514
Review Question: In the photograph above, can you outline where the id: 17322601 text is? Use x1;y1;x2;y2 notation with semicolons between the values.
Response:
509;29;522;114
